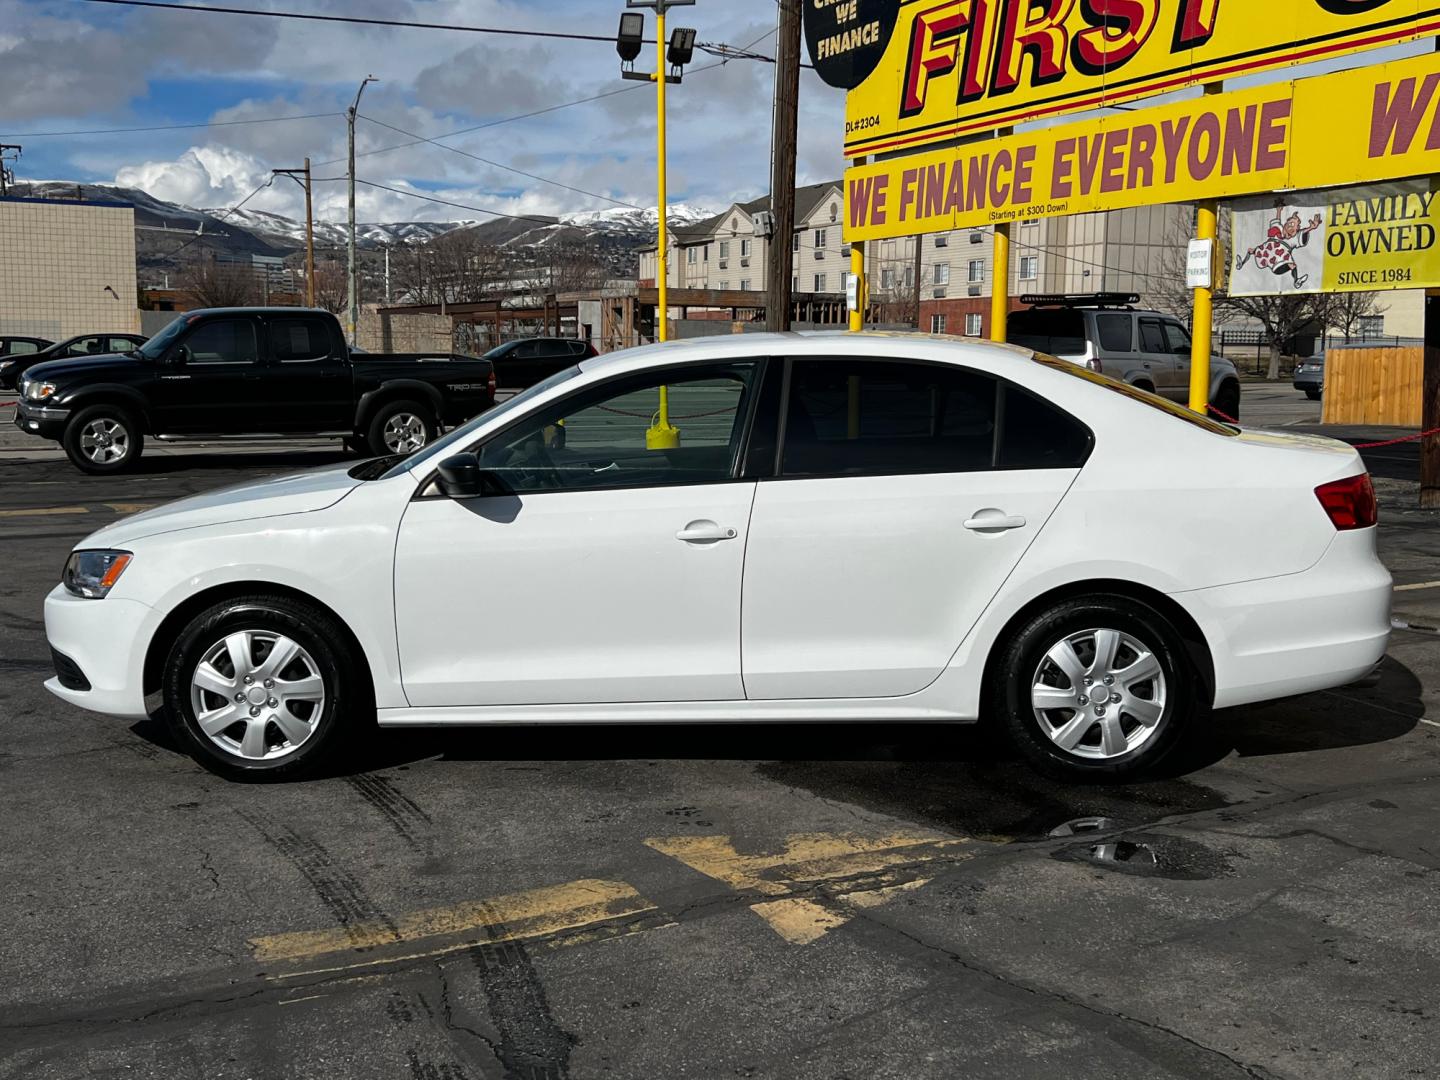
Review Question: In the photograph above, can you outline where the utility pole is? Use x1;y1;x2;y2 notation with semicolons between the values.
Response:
0;144;21;197
347;76;378;344
765;0;800;333
272;159;315;307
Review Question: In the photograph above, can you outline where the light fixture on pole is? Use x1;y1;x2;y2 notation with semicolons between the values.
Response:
619;0;695;449
347;74;378;346
272;159;315;308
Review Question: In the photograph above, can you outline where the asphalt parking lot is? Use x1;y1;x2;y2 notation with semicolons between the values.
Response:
2;383;1438;1080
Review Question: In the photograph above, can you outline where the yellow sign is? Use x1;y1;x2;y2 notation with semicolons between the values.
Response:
1229;182;1440;296
844;49;1440;242
844;0;1440;159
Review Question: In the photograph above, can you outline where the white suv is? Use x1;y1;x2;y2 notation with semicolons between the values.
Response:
43;334;1388;782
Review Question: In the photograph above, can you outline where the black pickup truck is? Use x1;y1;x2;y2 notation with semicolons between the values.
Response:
14;307;495;473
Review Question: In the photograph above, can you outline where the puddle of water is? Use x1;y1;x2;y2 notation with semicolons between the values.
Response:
1053;832;1234;880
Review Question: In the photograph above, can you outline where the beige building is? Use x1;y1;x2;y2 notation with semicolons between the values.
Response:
638;182;850;297
0;195;139;341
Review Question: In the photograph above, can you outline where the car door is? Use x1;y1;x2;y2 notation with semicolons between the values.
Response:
1136;317;1176;396
257;315;353;432
393;360;764;707
740;356;1090;701
1162;320;1195;402
150;317;269;433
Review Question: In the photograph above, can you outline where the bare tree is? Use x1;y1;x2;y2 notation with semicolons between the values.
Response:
179;254;261;308
1322;290;1384;341
391;230;514;305
310;257;348;314
1220;293;1329;378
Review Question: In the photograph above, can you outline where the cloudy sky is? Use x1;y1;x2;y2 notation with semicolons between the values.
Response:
1;0;846;225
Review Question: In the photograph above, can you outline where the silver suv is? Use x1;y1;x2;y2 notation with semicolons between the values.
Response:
1009;294;1242;421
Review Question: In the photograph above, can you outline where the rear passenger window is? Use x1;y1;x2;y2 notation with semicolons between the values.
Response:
1138;319;1167;353
782;359;998;477
269;318;333;362
1096;314;1133;352
998;386;1093;469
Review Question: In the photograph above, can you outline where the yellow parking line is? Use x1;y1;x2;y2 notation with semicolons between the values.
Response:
249;878;654;964
0;505;90;518
1395;580;1440;592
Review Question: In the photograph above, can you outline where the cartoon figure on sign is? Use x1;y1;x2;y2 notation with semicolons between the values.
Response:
1236;203;1324;289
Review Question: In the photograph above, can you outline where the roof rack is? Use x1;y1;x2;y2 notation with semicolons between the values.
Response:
1019;292;1141;309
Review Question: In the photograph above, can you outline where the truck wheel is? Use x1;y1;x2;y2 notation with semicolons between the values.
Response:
1213;382;1241;423
64;404;144;474
367;399;436;456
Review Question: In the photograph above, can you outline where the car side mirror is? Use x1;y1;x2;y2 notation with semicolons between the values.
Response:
436;453;505;499
170;344;191;366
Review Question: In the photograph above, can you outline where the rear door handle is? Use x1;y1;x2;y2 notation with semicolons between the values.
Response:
676;520;737;543
964;511;1027;533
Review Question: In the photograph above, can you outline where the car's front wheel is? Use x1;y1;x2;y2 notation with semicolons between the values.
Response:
63;404;144;474
162;594;368;781
367;399;437;457
992;595;1207;782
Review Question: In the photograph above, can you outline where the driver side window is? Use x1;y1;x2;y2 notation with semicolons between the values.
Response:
476;362;759;495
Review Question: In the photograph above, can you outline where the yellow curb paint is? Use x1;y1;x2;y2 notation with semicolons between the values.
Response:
249;878;654;964
0;505;90;518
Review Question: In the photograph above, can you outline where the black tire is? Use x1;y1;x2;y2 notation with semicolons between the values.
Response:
365;399;436;457
63;403;144;474
1305;389;1322;401
1213;382;1241;423
162;594;370;781
342;436;370;458
991;594;1207;783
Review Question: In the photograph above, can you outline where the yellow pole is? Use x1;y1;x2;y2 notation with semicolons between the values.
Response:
990;223;1010;343
646;8;680;450
849;241;865;332
1190;83;1223;415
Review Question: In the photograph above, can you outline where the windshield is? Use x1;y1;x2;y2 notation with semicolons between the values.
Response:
1032;353;1238;436
1009;310;1087;355
137;315;191;359
381;364;585;480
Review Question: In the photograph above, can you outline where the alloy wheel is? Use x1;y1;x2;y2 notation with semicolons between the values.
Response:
1030;627;1167;760
79;418;129;465
382;413;427;454
189;630;326;761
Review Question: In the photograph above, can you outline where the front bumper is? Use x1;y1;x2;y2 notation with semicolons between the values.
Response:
43;584;156;720
14;399;70;440
1293;373;1322;391
1177;529;1392;709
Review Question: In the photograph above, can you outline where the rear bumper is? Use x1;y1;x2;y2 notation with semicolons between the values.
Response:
1175;529;1391;709
43;585;155;720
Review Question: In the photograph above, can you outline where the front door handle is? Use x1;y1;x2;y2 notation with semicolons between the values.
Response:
676;520;737;543
965;510;1027;533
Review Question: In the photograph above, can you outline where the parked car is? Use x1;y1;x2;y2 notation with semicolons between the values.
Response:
1294;354;1325;400
0;335;57;390
14;308;495;473
1009;294;1243;421
1;333;149;392
484;337;597;390
41;333;1389;783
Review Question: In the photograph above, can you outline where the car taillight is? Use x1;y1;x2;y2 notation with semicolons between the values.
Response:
1086;358;1103;374
486;369;496;399
1315;473;1378;530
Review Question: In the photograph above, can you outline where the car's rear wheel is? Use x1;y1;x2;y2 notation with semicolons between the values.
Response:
162;594;368;781
1305;389;1322;401
367;399;436;456
63;404;144;474
992;595;1207;782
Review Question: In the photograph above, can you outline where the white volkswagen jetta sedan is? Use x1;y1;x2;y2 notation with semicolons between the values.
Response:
43;333;1391;782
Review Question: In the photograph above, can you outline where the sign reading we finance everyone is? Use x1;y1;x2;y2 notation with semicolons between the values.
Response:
843;49;1440;243
839;0;1440;159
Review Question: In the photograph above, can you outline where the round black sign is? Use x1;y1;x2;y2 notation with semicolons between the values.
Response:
802;0;901;91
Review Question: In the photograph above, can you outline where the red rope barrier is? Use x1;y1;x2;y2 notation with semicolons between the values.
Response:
1352;427;1440;449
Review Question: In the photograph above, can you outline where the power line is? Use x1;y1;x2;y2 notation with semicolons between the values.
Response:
0;111;340;139
166;175;275;257
352;179;576;228
356;114;645;211
75;0;614;41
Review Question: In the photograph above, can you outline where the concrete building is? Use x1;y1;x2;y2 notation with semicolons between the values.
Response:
0;194;140;341
638;182;850;297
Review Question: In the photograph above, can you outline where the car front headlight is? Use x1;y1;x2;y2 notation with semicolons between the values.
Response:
24;380;56;402
63;550;133;599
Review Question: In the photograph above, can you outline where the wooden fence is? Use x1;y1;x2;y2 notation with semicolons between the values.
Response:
1321;346;1424;427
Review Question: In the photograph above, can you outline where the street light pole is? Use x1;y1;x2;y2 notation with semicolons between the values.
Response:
347;75;378;345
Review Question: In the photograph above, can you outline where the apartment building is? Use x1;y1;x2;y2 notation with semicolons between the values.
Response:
638;181;850;297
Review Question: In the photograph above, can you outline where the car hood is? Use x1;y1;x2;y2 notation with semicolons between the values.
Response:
24;353;143;382
80;463;364;547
